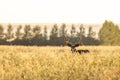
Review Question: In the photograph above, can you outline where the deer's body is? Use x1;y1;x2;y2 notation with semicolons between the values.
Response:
76;49;90;54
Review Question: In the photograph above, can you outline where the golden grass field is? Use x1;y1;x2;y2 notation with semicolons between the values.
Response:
0;45;120;80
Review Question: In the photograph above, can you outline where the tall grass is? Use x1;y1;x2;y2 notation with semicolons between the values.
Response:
0;46;120;80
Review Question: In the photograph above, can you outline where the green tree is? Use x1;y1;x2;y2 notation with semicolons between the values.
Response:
16;25;23;39
59;23;66;37
77;24;85;44
23;25;33;45
99;20;120;45
50;24;59;45
85;26;100;45
0;24;4;39
33;25;41;38
88;26;96;38
6;24;14;40
0;24;6;45
79;24;85;35
24;25;33;40
43;25;48;40
70;24;76;37
58;23;67;45
32;25;43;45
77;24;85;37
50;24;58;37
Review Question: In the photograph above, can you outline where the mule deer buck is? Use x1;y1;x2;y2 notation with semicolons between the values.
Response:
65;37;89;54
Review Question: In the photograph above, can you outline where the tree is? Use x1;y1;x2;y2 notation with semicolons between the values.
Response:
24;25;33;40
79;24;85;36
0;24;4;39
70;24;76;37
13;25;24;45
50;24;59;45
3;24;15;45
40;25;48;45
6;24;14;41
43;25;48;40
77;24;85;44
58;23;67;45
23;25;33;45
85;26;100;45
33;25;41;38
16;25;23;39
0;24;6;45
59;23;66;37
99;20;120;45
87;26;96;38
50;24;58;37
32;25;43;45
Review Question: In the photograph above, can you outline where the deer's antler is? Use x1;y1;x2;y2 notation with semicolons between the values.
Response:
65;37;72;47
73;43;79;47
72;37;82;47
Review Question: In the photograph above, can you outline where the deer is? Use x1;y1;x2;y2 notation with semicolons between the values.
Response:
65;37;89;54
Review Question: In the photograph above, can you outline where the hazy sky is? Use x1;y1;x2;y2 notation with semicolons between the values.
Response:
0;0;120;23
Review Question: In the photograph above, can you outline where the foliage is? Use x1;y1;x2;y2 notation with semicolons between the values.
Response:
0;25;3;35
70;24;76;37
49;24;59;45
99;20;120;45
88;26;96;38
84;26;100;45
24;25;33;40
0;25;4;39
43;25;48;40
0;46;120;80
15;25;23;39
6;24;14;40
59;23;67;37
0;23;101;46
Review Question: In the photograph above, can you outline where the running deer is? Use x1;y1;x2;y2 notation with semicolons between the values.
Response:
65;37;89;54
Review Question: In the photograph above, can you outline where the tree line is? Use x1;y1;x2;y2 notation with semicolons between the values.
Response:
0;23;100;46
0;20;120;46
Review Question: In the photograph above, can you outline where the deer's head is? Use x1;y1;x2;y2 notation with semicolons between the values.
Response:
65;37;82;53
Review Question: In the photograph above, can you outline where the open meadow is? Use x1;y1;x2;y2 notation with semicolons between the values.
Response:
0;45;120;80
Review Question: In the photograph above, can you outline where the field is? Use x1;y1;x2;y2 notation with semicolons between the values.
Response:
0;46;120;80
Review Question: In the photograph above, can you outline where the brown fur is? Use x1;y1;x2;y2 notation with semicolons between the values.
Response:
75;49;90;54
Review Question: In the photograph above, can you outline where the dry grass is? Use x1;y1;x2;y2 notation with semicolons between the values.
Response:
0;45;120;80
